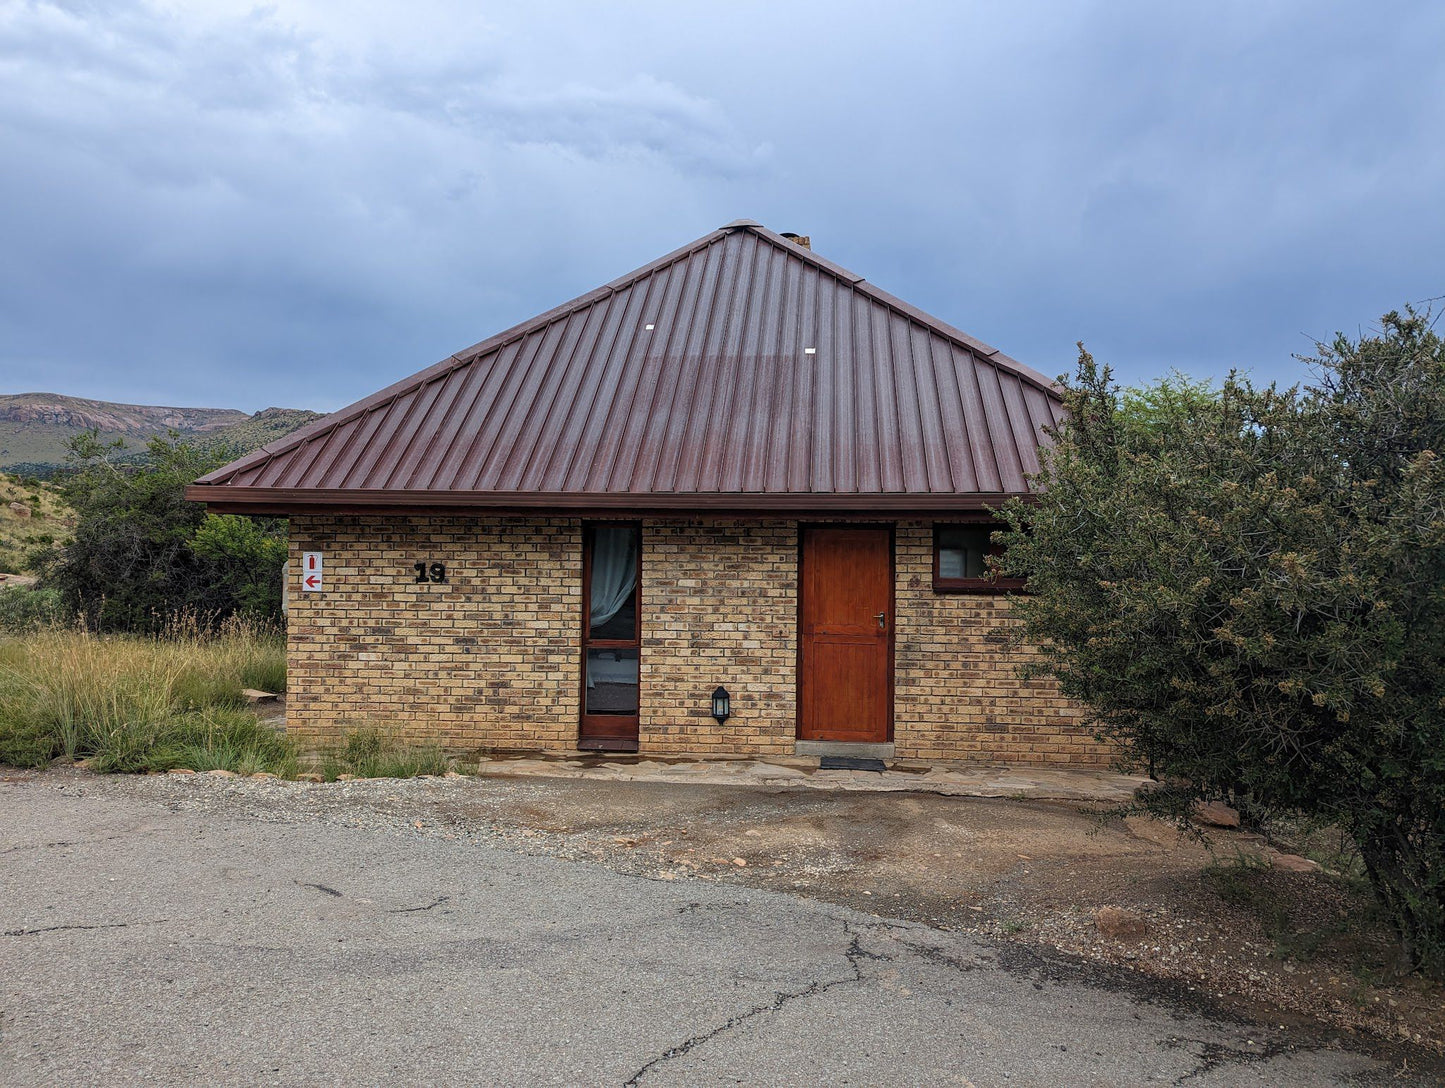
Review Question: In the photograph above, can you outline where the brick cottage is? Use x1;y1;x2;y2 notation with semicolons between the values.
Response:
187;221;1110;766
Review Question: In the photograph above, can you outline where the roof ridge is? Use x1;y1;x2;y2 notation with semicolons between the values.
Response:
729;222;1062;397
195;227;732;485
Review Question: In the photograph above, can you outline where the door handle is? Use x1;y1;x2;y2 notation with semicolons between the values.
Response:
876;612;887;630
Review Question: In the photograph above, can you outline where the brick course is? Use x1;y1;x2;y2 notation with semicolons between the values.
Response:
285;515;1110;765
892;521;1112;764
286;516;580;752
640;520;796;756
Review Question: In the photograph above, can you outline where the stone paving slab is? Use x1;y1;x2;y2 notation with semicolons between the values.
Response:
469;754;1147;802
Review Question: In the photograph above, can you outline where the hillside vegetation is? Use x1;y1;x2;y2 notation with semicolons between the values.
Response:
0;393;320;472
0;473;72;575
202;407;322;455
31;434;287;630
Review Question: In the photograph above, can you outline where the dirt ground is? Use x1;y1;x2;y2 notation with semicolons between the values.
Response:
10;765;1443;1064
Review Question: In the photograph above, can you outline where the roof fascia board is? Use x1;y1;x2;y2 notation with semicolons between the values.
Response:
184;484;1028;514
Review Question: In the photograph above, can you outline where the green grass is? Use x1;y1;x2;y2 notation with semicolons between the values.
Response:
0;623;459;781
239;645;287;694
0;619;293;774
316;726;453;781
88;706;298;776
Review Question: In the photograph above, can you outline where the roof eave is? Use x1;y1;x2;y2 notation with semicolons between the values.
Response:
184;485;1033;517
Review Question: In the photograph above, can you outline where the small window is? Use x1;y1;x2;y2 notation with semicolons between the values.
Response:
932;523;1022;593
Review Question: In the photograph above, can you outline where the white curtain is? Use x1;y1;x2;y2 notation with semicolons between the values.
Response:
589;528;638;630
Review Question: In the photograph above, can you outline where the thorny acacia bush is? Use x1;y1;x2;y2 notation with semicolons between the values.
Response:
997;309;1445;976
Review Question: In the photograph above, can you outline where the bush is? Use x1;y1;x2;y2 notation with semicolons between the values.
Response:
34;432;286;631
0;586;66;632
999;309;1445;975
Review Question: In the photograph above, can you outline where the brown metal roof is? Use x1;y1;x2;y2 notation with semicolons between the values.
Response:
189;221;1063;513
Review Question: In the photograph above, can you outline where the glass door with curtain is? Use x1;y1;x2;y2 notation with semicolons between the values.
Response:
579;523;641;750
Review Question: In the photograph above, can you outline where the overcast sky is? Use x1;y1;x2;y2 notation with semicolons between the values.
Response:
1;1;1441;412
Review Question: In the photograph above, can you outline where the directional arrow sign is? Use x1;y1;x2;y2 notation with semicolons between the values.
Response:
302;551;324;591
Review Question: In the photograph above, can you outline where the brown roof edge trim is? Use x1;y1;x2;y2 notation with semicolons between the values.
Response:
742;223;863;285
601;228;730;291
740;224;1061;397
196;229;735;487
184;484;1033;513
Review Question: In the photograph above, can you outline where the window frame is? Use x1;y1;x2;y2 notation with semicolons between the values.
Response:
579;520;643;750
931;518;1024;594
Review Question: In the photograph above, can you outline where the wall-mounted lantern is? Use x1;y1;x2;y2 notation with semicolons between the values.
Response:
711;686;731;725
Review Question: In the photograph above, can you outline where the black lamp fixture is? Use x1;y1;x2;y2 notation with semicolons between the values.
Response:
711;685;731;725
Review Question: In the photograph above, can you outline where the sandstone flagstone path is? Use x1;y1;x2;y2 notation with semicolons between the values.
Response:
469;754;1148;803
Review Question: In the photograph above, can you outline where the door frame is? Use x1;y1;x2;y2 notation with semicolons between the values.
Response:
794;523;896;743
579;520;643;751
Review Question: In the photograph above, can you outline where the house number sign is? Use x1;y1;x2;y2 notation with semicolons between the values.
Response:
413;561;447;584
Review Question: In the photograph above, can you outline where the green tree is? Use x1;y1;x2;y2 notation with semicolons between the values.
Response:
1115;370;1216;438
997;310;1445;974
34;431;286;629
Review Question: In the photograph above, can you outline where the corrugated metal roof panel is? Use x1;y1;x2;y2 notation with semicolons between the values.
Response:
191;222;1063;510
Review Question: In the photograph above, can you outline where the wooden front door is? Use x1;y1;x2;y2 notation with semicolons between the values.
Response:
799;526;893;743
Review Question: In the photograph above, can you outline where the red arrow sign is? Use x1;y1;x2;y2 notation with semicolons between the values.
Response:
301;551;324;590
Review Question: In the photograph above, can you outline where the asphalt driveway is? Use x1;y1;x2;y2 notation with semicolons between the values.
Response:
0;772;1430;1086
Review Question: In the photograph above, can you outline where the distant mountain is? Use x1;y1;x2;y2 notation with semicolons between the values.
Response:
0;393;321;472
199;407;324;458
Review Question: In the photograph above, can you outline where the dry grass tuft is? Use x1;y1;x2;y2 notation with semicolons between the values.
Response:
0;616;291;772
315;725;453;781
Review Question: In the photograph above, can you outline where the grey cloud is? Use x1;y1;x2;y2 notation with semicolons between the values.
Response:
0;0;1441;411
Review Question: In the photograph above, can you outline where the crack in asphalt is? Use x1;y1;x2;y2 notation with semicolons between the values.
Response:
622;920;884;1087
675;900;750;916
897;938;989;975
295;881;343;897
0;828;170;856
386;896;450;914
3;919;166;937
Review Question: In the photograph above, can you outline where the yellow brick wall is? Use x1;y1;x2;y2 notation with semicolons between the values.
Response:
285;515;1110;765
286;516;580;752
892;521;1113;764
640;520;797;755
